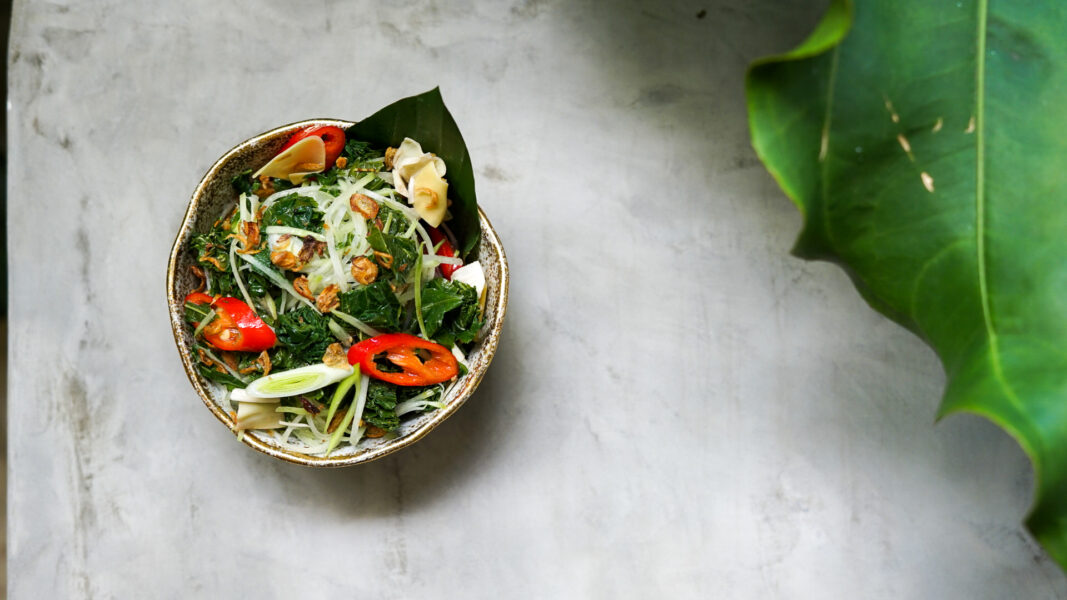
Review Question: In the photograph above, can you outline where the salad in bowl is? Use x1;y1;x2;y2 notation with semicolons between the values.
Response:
167;90;508;466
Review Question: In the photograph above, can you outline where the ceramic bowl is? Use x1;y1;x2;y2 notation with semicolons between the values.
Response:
166;119;509;467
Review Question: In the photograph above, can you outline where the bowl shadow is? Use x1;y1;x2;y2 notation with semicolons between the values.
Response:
243;325;520;519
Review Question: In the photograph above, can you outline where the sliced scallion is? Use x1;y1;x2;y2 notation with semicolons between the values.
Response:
326;372;367;456
324;367;361;431
245;363;353;399
328;318;352;344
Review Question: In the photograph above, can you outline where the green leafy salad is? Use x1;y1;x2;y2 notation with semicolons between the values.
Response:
184;125;486;457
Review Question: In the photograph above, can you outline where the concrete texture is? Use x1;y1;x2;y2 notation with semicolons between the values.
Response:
8;0;1067;597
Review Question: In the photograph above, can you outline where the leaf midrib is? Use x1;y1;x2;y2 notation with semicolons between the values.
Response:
820;45;841;249
974;0;1026;418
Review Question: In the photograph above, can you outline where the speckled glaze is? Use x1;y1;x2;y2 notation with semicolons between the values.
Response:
166;120;508;467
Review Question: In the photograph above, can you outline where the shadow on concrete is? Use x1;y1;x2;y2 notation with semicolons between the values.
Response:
238;327;524;520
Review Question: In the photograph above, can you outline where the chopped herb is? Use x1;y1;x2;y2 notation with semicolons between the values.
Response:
261;194;324;232
275;306;334;366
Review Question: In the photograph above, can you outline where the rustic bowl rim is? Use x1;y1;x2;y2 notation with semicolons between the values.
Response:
166;118;509;467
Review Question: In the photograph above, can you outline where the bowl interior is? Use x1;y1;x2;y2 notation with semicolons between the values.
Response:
167;120;508;467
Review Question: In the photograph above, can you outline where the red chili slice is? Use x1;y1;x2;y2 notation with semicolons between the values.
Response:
347;333;458;386
187;295;276;352
427;226;459;280
277;125;346;170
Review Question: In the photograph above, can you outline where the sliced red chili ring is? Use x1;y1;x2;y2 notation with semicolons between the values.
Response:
187;295;276;352
347;333;458;386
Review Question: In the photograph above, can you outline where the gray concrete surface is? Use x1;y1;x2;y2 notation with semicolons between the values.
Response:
8;0;1067;597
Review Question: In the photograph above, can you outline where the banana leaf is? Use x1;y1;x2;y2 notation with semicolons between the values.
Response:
346;87;480;259
747;0;1067;569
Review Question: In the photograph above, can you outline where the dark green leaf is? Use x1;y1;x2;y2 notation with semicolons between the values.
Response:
419;278;465;337
384;235;418;279
419;278;482;346
305;167;343;193
190;216;242;296
377;205;410;237
231;169;256;195
340;139;381;163
261;194;324;232
243;248;284;280
196;363;246;390
338;281;402;329
442;285;482;347
237;352;263;374
364;381;399;432
747;0;1067;568
363;176;388;192
244;270;270;297
184;300;211;325
199;247;278;300
275;306;333;366
345;88;481;258
307;141;384;191
363;227;418;283
268;347;303;372
206;272;238;297
190;233;227;269
398;384;443;407
270;177;296;194
366;226;387;253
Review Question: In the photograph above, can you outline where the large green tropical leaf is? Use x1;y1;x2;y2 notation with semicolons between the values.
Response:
346;87;480;258
747;0;1067;568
